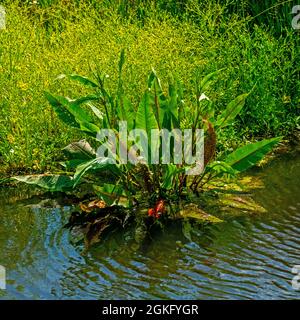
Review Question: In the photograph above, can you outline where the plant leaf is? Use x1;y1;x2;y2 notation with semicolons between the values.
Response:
60;159;87;170
207;161;237;178
94;183;126;206
73;158;119;187
78;120;100;135
182;220;192;241
225;137;281;172
63;140;96;160
88;103;103;121
45;92;100;134
64;97;95;126
160;82;179;130
216;93;248;128
118;48;125;75
69;74;98;88
178;204;223;223
13;175;74;192
70;94;99;107
148;69;167;127
44;91;80;128
161;164;177;190
117;95;135;131
200;69;223;92
135;90;159;151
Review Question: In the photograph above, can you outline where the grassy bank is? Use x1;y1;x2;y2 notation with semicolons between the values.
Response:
0;0;299;178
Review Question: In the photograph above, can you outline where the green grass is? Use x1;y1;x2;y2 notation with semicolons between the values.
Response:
0;0;299;177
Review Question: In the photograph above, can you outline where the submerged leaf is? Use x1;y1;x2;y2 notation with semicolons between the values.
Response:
219;195;267;215
80;199;106;213
177;204;223;223
182;220;193;241
84;216;111;247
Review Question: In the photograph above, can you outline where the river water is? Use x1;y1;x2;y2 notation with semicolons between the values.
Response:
0;153;299;299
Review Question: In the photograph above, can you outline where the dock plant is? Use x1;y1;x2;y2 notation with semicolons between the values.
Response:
13;50;281;245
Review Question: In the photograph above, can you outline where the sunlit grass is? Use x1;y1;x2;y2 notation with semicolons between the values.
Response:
0;1;298;177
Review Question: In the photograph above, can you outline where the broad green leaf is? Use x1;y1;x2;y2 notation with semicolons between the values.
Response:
161;109;172;131
62;140;95;160
45;92;100;134
13;175;74;192
161;164;177;189
135;91;159;161
199;69;223;92
44;91;79;128
176;78;184;124
148;68;162;91
94;183;126;206
60;159;87;170
225;137;281;172
70;94;99;107
65;97;95;125
124;96;135;130
168;82;178;114
150;78;181;132
160;82;179;130
117;95;135;131
88;103;103;121
207;161;237;178
147;69;167;127
136;91;159;136
216;93;248;128
79;120;100;135
69;74;98;88
74;158;119;187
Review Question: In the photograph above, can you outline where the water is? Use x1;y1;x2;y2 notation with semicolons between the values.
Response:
0;154;299;300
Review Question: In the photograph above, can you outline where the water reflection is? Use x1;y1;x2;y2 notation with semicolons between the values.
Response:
0;154;299;299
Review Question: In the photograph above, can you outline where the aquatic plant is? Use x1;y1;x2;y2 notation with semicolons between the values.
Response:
13;50;281;245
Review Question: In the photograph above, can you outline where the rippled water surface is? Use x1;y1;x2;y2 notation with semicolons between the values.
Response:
0;154;300;299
